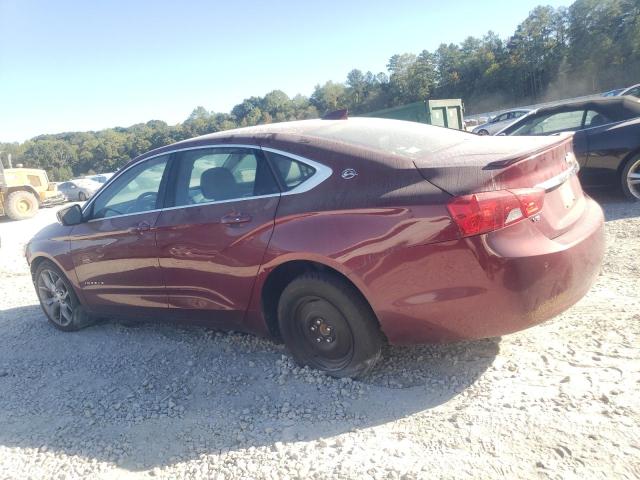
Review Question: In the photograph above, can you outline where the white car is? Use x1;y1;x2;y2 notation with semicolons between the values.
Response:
472;109;531;136
57;179;102;201
85;172;114;184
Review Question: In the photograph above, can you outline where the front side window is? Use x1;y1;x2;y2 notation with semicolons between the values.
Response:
90;155;169;219
28;175;42;187
509;110;585;135
172;148;278;207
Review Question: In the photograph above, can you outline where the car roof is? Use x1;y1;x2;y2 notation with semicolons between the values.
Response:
529;96;640;118
136;117;475;164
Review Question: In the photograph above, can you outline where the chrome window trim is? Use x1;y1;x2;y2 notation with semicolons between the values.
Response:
85;192;282;223
261;147;333;195
86;208;163;223
82;143;332;222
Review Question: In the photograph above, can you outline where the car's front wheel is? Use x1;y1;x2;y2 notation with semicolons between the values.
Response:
34;260;93;331
278;272;383;378
622;154;640;201
477;129;489;136
78;192;87;201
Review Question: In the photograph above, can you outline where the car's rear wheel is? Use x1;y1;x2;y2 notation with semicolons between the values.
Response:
34;261;92;331
622;155;640;201
277;272;383;378
78;192;87;201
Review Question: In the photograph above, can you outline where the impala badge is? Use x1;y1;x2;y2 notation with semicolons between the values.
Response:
341;168;358;180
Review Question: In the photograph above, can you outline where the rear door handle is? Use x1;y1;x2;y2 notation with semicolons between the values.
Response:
220;213;252;225
129;221;151;235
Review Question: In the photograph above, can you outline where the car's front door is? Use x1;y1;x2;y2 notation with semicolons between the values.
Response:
154;146;281;327
69;154;170;315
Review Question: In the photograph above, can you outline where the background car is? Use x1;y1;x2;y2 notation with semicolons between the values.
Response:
602;83;640;98
498;97;640;200
56;179;103;201
471;109;531;135
26;118;604;377
85;172;114;184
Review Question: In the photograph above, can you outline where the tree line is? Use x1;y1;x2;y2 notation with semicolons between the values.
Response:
1;0;638;181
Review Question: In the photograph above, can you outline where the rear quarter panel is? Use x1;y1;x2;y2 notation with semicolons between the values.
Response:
243;138;457;336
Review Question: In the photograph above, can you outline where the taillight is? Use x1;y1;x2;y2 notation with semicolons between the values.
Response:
447;188;544;237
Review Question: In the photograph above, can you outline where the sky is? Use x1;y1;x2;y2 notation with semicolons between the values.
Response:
0;0;574;143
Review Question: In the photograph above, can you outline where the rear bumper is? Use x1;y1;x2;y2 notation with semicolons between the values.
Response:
356;196;605;344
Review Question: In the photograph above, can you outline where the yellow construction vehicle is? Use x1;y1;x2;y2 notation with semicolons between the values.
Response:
0;156;66;221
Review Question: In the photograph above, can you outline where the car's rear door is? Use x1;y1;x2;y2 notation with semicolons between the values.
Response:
154;146;281;327
69;154;170;315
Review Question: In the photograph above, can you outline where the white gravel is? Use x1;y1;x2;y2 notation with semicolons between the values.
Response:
0;193;638;480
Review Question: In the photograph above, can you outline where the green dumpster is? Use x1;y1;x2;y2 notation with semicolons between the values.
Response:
361;99;465;130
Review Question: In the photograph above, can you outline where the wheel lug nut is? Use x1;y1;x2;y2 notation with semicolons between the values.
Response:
316;337;322;343
310;326;316;331
326;338;332;343
315;319;321;325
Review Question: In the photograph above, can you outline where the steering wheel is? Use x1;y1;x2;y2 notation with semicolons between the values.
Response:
126;191;158;213
102;207;124;217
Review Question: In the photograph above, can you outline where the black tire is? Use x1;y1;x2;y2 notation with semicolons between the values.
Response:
78;191;87;201
5;190;39;220
277;272;383;378
477;129;489;136
34;260;93;331
621;155;640;201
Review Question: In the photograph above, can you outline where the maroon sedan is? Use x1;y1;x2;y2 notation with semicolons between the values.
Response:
26;118;605;377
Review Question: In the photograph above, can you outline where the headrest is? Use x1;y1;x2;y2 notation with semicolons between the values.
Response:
200;167;237;200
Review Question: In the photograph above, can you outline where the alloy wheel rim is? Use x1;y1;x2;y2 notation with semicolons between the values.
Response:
627;158;640;199
37;269;73;327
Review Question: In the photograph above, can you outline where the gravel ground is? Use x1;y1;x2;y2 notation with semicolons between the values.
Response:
0;193;638;480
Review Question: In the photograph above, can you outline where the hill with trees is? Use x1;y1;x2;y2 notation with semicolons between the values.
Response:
1;0;638;180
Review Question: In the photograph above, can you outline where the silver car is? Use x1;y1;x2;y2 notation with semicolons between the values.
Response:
602;83;640;98
57;179;102;201
85;172;114;184
472;109;531;135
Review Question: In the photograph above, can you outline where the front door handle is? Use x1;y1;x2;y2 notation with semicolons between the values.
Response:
129;221;151;235
220;213;252;225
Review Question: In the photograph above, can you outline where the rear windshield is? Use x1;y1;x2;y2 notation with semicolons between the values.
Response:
305;118;469;159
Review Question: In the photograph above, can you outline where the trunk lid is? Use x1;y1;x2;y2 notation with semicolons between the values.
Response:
414;134;584;239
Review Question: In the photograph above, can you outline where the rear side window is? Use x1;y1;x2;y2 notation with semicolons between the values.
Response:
172;148;279;207
584;110;612;128
510;110;585;135
266;152;316;191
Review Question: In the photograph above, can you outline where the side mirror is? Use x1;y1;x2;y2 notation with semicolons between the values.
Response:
57;204;84;226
